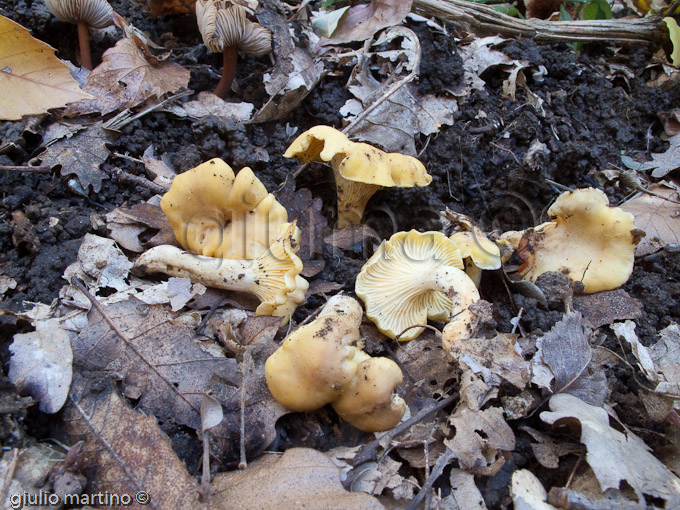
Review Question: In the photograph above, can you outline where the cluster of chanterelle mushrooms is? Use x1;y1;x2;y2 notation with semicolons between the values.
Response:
134;124;642;432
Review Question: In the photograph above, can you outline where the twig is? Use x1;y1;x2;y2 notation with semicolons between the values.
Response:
103;90;193;132
71;277;200;415
406;448;456;510
102;166;168;195
0;165;52;173
412;0;665;44
348;393;458;472
0;449;20;506
239;346;252;470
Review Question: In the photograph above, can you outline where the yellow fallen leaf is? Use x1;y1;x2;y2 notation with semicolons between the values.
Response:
664;17;680;66
0;15;92;120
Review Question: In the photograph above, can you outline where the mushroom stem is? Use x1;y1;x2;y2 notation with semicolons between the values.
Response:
133;223;308;319
77;20;93;70
214;45;239;99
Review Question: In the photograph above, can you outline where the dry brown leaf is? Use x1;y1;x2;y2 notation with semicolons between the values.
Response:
572;289;643;329
324;224;381;251
448;333;529;390
445;405;515;475
65;38;190;116
148;0;196;16
444;468;488;509
511;469;557;510
638;134;680;178
64;374;204;509
210;448;385;510
306;280;344;296
71;298;240;430
324;0;413;43
340;27;457;155
395;332;457;397
520;425;582;469
31;122;111;193
0;15;92;120
142;145;176;188
621;183;680;256
659;109;680;137
238;315;283;346
276;182;327;261
541;393;680;507
105;201;175;253
9;319;74;413
531;312;607;407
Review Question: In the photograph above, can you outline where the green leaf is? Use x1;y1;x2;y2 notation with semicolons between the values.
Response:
310;6;350;38
664;17;680;66
559;4;573;20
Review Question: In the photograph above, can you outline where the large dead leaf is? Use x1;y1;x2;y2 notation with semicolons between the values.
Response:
64;374;204;509
71;298;240;430
323;0;413;43
210;448;385;510
164;92;254;123
531;312;607;407
448;332;529;390
395;332;457;397
31;123;111;194
638;133;680;177
445;405;515;475
621;183;680;256
105;201;175;253
444;468;489;509
0;15;92;120
339;27;457;155
541;393;680;507
572;289;643;329
9;319;74;413
65;38;190;116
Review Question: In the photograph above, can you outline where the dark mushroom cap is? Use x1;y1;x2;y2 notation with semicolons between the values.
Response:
196;0;271;55
45;0;114;29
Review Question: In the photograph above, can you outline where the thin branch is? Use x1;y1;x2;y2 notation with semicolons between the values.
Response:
406;447;456;510
0;165;52;173
413;0;666;44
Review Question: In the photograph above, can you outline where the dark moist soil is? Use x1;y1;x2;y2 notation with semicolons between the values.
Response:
1;0;680;505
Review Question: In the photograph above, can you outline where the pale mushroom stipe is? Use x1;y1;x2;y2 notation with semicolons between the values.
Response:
196;0;272;99
45;0;114;70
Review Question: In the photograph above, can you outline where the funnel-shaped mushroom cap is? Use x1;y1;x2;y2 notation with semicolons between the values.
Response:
451;228;501;287
518;188;639;293
284;126;432;227
264;295;363;411
160;158;291;260
332;356;406;432
196;0;272;55
46;0;114;28
355;230;469;341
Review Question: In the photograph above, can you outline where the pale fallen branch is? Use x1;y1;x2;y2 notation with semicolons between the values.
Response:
413;0;666;44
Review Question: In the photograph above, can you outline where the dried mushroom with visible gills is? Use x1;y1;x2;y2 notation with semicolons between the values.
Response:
160;158;292;260
284;125;432;228
501;187;641;293
355;230;481;343
45;0;114;69
133;222;308;322
265;295;406;432
196;0;271;98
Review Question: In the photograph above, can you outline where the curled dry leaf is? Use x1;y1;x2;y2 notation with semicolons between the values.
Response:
323;0;413;44
443;468;488;509
65;38;190;116
9;319;74;413
540;393;680;507
105;200;175;253
31;123;112;194
210;448;385;510
621;183;680;256
511;469;557;510
64;375;202;509
0;15;92;120
164;91;255;123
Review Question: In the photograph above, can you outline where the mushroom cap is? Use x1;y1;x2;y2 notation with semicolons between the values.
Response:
45;0;114;28
160;158;291;260
355;230;465;341
284;126;432;227
264;295;363;411
332;357;406;432
196;0;272;55
519;187;639;293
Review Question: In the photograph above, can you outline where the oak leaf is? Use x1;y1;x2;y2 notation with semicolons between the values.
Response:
0;15;91;120
66;38;190;116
